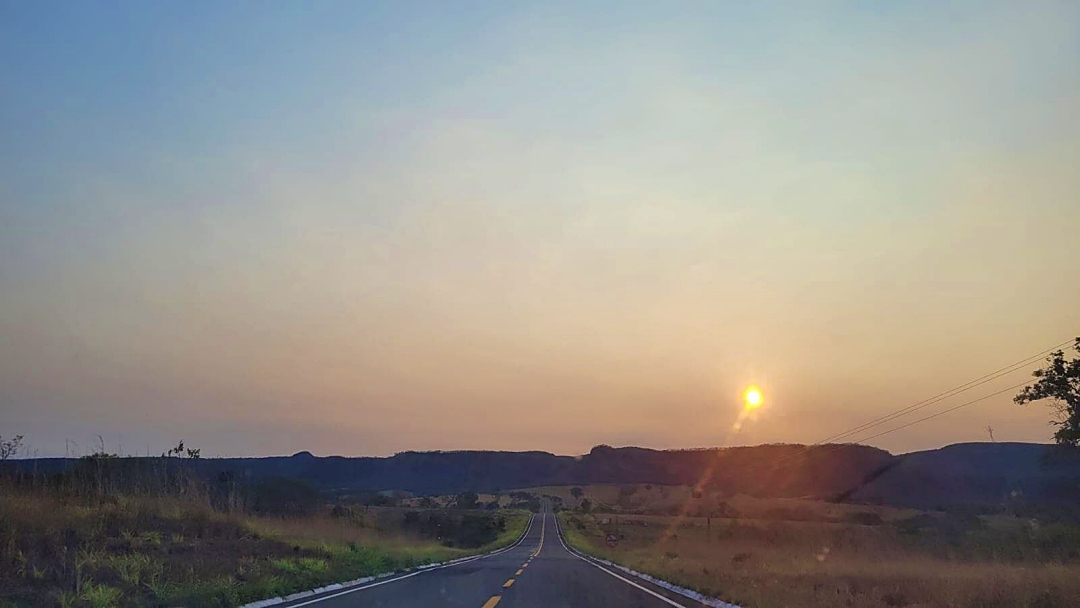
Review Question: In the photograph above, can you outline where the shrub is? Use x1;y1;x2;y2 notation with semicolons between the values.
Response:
454;513;504;548
455;492;479;510
401;511;508;548
251;478;322;517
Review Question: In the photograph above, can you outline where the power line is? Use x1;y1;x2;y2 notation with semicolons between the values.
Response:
852;380;1031;444
714;336;1074;477
810;338;1074;446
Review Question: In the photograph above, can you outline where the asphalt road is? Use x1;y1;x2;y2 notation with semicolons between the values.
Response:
276;506;713;608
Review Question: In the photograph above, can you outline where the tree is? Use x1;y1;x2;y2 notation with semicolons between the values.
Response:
1015;338;1080;447
570;486;584;499
580;498;592;513
455;491;479;510
0;435;24;460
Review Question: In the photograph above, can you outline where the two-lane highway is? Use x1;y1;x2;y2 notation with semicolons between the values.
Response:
276;506;714;608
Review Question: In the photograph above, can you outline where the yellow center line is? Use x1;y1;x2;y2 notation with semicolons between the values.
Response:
515;569;523;576
481;596;501;608
503;579;515;588
522;562;528;568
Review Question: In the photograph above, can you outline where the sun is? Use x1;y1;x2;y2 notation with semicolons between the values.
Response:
744;387;763;408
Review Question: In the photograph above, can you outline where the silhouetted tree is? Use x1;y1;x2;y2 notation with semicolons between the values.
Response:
455;491;479;510
0;434;24;482
1015;338;1080;447
0;435;23;461
580;498;592;513
570;486;584;499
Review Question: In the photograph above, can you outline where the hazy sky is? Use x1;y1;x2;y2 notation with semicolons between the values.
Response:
2;1;1078;458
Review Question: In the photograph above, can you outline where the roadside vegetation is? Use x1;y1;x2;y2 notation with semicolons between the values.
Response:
0;443;528;608
558;504;1080;608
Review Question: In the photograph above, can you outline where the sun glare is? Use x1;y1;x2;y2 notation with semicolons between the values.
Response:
744;387;763;408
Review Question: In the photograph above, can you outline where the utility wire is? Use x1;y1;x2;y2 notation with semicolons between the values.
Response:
852;380;1032;444
813;339;1072;446
717;336;1075;477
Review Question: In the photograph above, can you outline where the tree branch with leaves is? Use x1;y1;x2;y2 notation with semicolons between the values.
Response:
1015;338;1080;446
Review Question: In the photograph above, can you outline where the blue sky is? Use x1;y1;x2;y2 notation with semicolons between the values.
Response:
2;1;1078;457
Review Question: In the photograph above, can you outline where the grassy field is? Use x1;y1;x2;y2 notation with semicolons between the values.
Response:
0;488;528;608
558;508;1080;608
522;483;917;522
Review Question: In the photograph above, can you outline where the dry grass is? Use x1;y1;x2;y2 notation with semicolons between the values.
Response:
0;487;528;608
560;511;1080;608
522;484;917;522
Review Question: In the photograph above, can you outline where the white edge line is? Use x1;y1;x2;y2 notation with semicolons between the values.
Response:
552;510;742;608
239;512;537;608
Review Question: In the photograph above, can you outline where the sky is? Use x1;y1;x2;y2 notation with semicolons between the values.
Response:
2;1;1078;458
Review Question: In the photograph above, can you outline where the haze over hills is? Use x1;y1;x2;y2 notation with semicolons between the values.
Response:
849;442;1080;509
15;442;1080;510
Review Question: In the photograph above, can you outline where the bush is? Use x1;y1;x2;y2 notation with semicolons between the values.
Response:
455;492;479;510
454;514;503;548
400;511;508;548
251;478;322;517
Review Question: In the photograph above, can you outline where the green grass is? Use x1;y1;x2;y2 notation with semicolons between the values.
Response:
79;583;122;608
106;554;161;588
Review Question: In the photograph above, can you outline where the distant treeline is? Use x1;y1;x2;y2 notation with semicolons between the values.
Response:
11;443;895;500
9;442;1080;511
